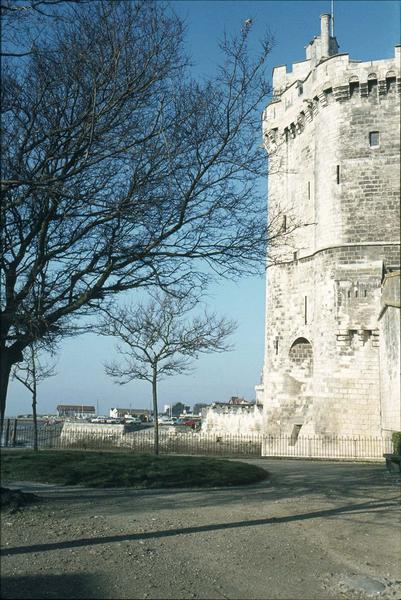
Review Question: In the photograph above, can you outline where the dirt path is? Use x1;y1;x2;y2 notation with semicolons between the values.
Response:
1;459;400;599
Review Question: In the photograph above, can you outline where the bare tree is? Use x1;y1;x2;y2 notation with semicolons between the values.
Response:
1;0;85;57
12;342;57;450
0;1;299;427
97;294;236;455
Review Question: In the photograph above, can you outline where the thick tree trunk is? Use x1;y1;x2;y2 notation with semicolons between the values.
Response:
152;368;159;456
0;350;13;435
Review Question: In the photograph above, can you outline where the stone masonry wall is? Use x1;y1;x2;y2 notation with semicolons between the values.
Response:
263;48;400;260
379;272;401;432
259;40;400;440
263;247;389;436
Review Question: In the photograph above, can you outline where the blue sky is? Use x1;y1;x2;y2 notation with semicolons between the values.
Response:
6;0;400;417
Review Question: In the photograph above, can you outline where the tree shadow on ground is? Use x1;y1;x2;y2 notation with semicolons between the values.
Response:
1;496;398;559
0;572;102;600
13;459;398;517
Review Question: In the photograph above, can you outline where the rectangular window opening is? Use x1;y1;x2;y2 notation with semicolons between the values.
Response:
336;165;340;184
307;181;311;199
275;338;279;355
349;81;359;98
386;77;396;93
304;296;308;325
368;79;377;94
369;131;380;147
293;251;298;262
282;215;287;232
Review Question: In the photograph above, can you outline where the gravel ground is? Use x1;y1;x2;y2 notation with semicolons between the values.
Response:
1;458;400;600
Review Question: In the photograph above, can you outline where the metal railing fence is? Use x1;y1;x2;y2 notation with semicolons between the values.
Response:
262;434;393;460
0;422;262;457
0;420;393;460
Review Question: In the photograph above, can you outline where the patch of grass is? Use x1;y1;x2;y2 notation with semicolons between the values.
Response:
0;450;268;489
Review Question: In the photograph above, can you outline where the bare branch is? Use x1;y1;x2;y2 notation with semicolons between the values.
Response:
96;292;236;454
0;1;296;426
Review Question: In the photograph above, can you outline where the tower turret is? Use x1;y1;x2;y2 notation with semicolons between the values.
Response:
306;13;339;66
257;16;400;446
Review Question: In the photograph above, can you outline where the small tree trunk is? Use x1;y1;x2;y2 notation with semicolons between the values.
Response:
12;418;18;447
152;367;159;456
32;351;38;452
32;388;39;451
4;419;10;447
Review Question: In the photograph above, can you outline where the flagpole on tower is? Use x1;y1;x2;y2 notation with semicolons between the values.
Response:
331;0;335;37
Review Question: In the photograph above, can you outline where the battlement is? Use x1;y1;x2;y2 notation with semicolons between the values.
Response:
263;46;400;151
272;14;339;93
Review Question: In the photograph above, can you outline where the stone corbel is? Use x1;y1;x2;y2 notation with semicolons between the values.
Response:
371;329;380;348
317;91;327;107
377;80;386;95
302;99;314;122
333;84;349;102
359;82;369;97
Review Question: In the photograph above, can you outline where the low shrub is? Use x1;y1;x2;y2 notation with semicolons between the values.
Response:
1;487;40;512
392;431;401;455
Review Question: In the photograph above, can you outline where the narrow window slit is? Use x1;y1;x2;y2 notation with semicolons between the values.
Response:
369;131;379;147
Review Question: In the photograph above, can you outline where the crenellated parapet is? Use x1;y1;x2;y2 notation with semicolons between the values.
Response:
262;46;400;152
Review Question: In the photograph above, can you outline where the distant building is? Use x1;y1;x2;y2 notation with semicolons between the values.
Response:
210;398;255;414
109;408;152;421
228;396;252;406
171;403;191;417
56;405;95;418
161;404;191;416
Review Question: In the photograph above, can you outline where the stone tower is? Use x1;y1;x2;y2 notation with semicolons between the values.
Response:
257;15;400;438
